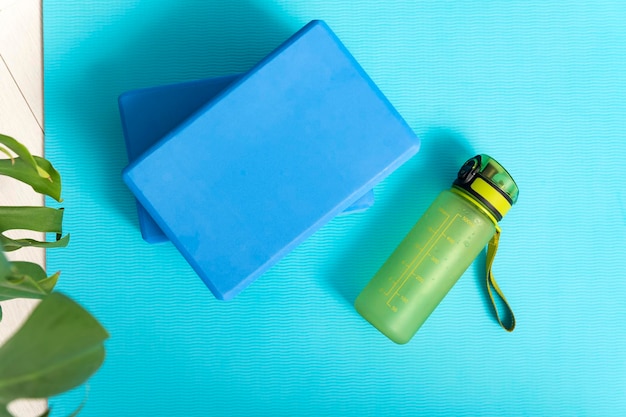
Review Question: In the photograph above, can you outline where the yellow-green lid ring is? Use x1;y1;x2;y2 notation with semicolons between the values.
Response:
452;185;507;221
452;154;518;222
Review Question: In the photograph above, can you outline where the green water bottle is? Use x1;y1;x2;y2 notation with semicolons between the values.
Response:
355;154;519;344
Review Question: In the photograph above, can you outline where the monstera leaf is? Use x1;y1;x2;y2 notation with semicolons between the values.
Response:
0;134;106;416
0;134;61;202
0;252;59;322
0;134;68;319
0;206;69;252
0;293;108;416
0;134;68;256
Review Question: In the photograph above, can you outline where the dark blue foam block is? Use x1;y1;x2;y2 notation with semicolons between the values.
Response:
123;20;420;300
119;75;375;244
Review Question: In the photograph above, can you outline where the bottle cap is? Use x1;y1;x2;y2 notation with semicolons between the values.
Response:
452;154;519;221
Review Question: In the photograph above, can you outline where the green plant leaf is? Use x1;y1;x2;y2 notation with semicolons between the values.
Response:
0;293;108;407
0;207;69;252
0;134;47;179
0;249;11;278
0;146;13;162
0;157;62;202
0;207;65;234
0;251;11;322
0;405;11;417
0;133;62;201
0;234;70;252
0;261;58;302
0;206;69;252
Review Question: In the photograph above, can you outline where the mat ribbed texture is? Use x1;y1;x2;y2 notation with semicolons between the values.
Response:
44;1;626;416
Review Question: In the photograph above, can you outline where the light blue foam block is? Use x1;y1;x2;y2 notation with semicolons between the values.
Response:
123;20;419;300
119;74;376;244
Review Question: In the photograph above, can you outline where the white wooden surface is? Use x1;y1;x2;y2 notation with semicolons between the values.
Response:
0;0;47;415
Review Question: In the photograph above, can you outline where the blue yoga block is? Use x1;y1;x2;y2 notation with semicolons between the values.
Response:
123;20;420;300
119;75;375;244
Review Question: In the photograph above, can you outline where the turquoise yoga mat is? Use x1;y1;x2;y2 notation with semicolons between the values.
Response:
45;1;626;416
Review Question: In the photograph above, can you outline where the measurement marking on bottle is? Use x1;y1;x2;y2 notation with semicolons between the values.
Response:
382;214;447;297
385;212;461;310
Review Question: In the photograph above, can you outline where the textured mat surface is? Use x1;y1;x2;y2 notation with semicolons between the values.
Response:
44;1;626;416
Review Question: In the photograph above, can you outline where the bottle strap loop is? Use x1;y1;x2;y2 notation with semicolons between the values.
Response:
486;226;515;332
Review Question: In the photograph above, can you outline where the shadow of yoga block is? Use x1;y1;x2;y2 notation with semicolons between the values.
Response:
123;20;420;300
